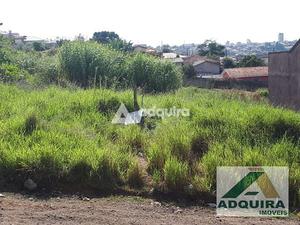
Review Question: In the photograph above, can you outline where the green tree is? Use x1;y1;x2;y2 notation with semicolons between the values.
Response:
58;41;119;87
238;55;265;67
0;35;13;64
198;40;225;58
32;42;45;51
223;57;236;68
162;45;171;53
127;53;182;110
109;39;133;53
127;53;154;110
92;31;120;44
56;39;69;47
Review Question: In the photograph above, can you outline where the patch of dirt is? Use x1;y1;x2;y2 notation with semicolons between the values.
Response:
0;193;298;225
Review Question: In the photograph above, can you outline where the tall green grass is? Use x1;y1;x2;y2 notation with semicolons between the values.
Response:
0;84;299;207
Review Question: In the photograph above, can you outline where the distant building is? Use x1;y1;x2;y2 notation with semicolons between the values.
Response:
0;30;26;43
162;53;186;65
193;59;220;77
162;53;178;59
183;55;220;76
269;40;300;110
133;44;148;52
133;44;157;56
183;55;207;65
221;67;268;81
169;57;184;65
278;33;284;43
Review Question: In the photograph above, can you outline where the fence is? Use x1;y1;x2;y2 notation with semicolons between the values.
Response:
185;78;268;91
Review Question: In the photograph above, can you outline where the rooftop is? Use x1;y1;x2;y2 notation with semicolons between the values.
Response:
222;67;268;79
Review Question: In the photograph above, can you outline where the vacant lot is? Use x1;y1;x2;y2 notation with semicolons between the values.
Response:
0;85;299;208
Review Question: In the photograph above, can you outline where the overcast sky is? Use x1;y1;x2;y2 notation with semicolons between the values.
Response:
0;0;299;46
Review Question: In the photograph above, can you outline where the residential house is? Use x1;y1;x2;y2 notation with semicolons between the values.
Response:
183;55;207;65
133;44;157;56
221;67;268;81
193;59;220;77
183;55;220;77
162;53;185;65
269;40;300;110
0;30;26;44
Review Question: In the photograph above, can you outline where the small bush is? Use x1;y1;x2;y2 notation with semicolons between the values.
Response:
164;157;189;192
59;41;127;88
23;114;38;135
256;88;269;98
0;63;25;82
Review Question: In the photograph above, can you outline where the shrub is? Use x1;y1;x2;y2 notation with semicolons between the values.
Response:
144;59;183;93
0;35;14;64
35;55;59;84
59;41;127;88
0;63;25;82
256;88;269;98
58;41;183;94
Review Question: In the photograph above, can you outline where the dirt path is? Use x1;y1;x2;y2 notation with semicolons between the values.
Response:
0;193;298;225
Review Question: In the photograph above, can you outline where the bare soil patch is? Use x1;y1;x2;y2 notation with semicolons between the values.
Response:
0;193;298;225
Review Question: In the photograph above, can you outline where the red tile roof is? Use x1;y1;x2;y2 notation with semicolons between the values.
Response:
222;67;268;79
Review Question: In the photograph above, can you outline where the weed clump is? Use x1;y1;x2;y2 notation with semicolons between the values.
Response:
164;157;189;192
147;144;170;173
190;134;209;159
97;97;121;115
23;114;38;135
127;161;144;188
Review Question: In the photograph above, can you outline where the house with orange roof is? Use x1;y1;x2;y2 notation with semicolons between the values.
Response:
221;67;268;81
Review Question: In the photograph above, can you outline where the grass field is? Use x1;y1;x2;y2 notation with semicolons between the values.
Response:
0;84;299;207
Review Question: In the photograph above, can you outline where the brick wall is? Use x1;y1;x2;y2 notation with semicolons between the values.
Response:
268;40;300;110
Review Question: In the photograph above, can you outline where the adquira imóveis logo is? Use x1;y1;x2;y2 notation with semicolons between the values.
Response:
217;167;288;217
